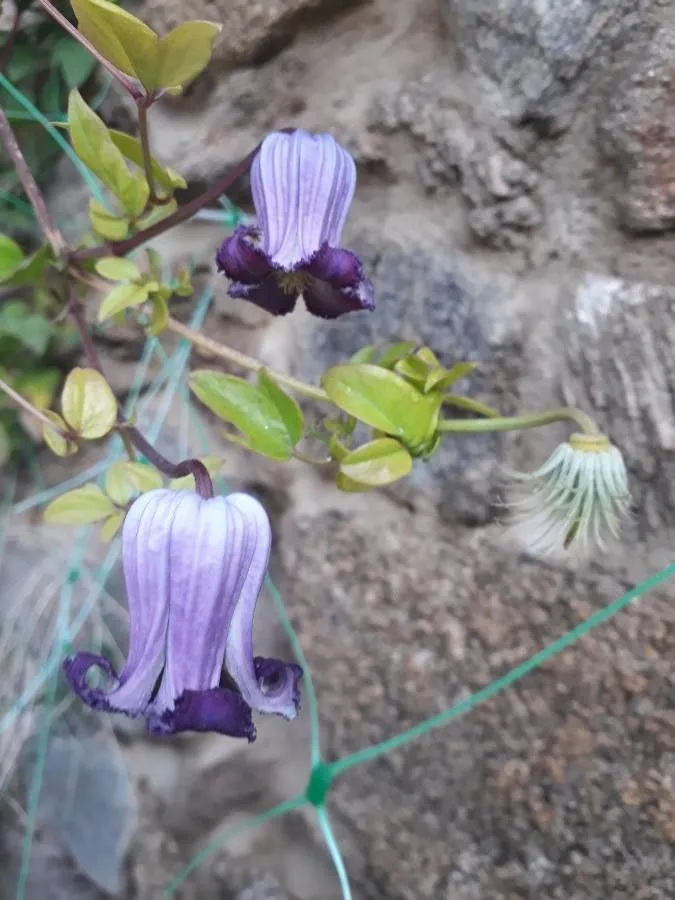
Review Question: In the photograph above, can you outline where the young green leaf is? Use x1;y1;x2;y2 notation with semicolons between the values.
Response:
89;199;130;240
0;302;52;357
105;460;162;505
2;245;54;288
321;364;441;450
68;90;149;217
425;361;478;393
146;294;168;335
348;345;375;365
335;471;372;493
52;36;97;90
155;21;221;89
108;129;187;191
377;341;418;370
340;438;413;487
98;283;149;321
257;370;304;446
95;256;141;281
100;511;125;542
44;484;116;525
135;198;178;230
190;370;296;460
70;0;159;88
393;355;429;387
0;235;24;281
42;411;78;458
61;367;118;439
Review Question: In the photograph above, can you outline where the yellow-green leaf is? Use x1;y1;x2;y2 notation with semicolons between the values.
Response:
169;456;222;491
340;438;412;487
42;410;78;457
98;283;149;321
336;471;373;493
425;362;477;393
100;511;125;542
44;484;116;525
321;364;441;450
69;90;149;216
155;21;221;89
257;370;304;446
108;129;187;191
70;0;159;88
190;369;296;460
105;460;162;505
146;294;168;336
95;256;141;281
89;199;130;241
377;341;418;370
61;367;118;439
136;197;178;230
0;235;24;280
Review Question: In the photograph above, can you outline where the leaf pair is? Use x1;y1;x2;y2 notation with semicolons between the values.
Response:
190;370;304;461
43;368;118;456
71;0;221;93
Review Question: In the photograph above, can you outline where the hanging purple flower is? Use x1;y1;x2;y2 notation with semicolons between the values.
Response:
64;489;302;742
216;129;375;319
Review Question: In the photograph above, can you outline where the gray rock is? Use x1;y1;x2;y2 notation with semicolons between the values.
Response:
294;234;524;525
441;0;647;134
139;0;371;72
597;22;675;232
278;507;675;900
561;272;675;535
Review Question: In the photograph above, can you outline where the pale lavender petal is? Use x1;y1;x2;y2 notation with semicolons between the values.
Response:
147;687;256;741
225;494;302;719
216;226;273;284
252;130;356;269
229;277;299;316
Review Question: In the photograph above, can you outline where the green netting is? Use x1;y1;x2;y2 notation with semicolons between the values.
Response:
2;64;675;900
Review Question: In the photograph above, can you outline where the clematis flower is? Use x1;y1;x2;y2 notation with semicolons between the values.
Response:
506;433;631;555
216;129;375;319
64;489;302;742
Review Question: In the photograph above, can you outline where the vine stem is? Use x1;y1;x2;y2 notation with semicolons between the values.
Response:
0;377;69;434
437;407;600;436
68;301;214;497
0;104;66;257
36;0;141;98
166;316;330;403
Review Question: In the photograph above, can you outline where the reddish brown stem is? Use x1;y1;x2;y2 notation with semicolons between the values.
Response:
68;299;214;498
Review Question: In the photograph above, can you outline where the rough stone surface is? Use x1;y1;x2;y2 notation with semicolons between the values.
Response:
598;22;675;232
140;0;371;72
278;508;675;900
442;0;648;134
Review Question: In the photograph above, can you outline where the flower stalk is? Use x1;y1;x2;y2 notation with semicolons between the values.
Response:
438;407;600;437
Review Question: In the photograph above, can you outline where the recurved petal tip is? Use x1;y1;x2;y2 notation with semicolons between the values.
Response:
63;652;119;713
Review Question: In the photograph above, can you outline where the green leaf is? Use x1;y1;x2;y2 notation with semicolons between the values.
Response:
44;484;116;525
95;256;141;281
105;460;162;505
321;364;441;450
169;456;222;491
416;346;442;368
42;411;78;458
190;369;296;461
2;244;53;288
89;199;130;241
377;341;418;369
0;302;52;356
100;511;125;542
68;90;149;217
425;361;477;393
256;370;304;446
0;235;24;280
155;21;221;89
336;471;373;493
61;367;118;439
108;129;187;191
174;266;193;297
70;0;159;88
340;438;413;487
136;197;177;230
15;369;60;410
393;355;429;387
53;36;98;89
98;283;149;321
146;294;168;336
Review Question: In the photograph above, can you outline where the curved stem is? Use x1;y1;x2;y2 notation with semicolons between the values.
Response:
438;407;599;436
166;317;330;403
